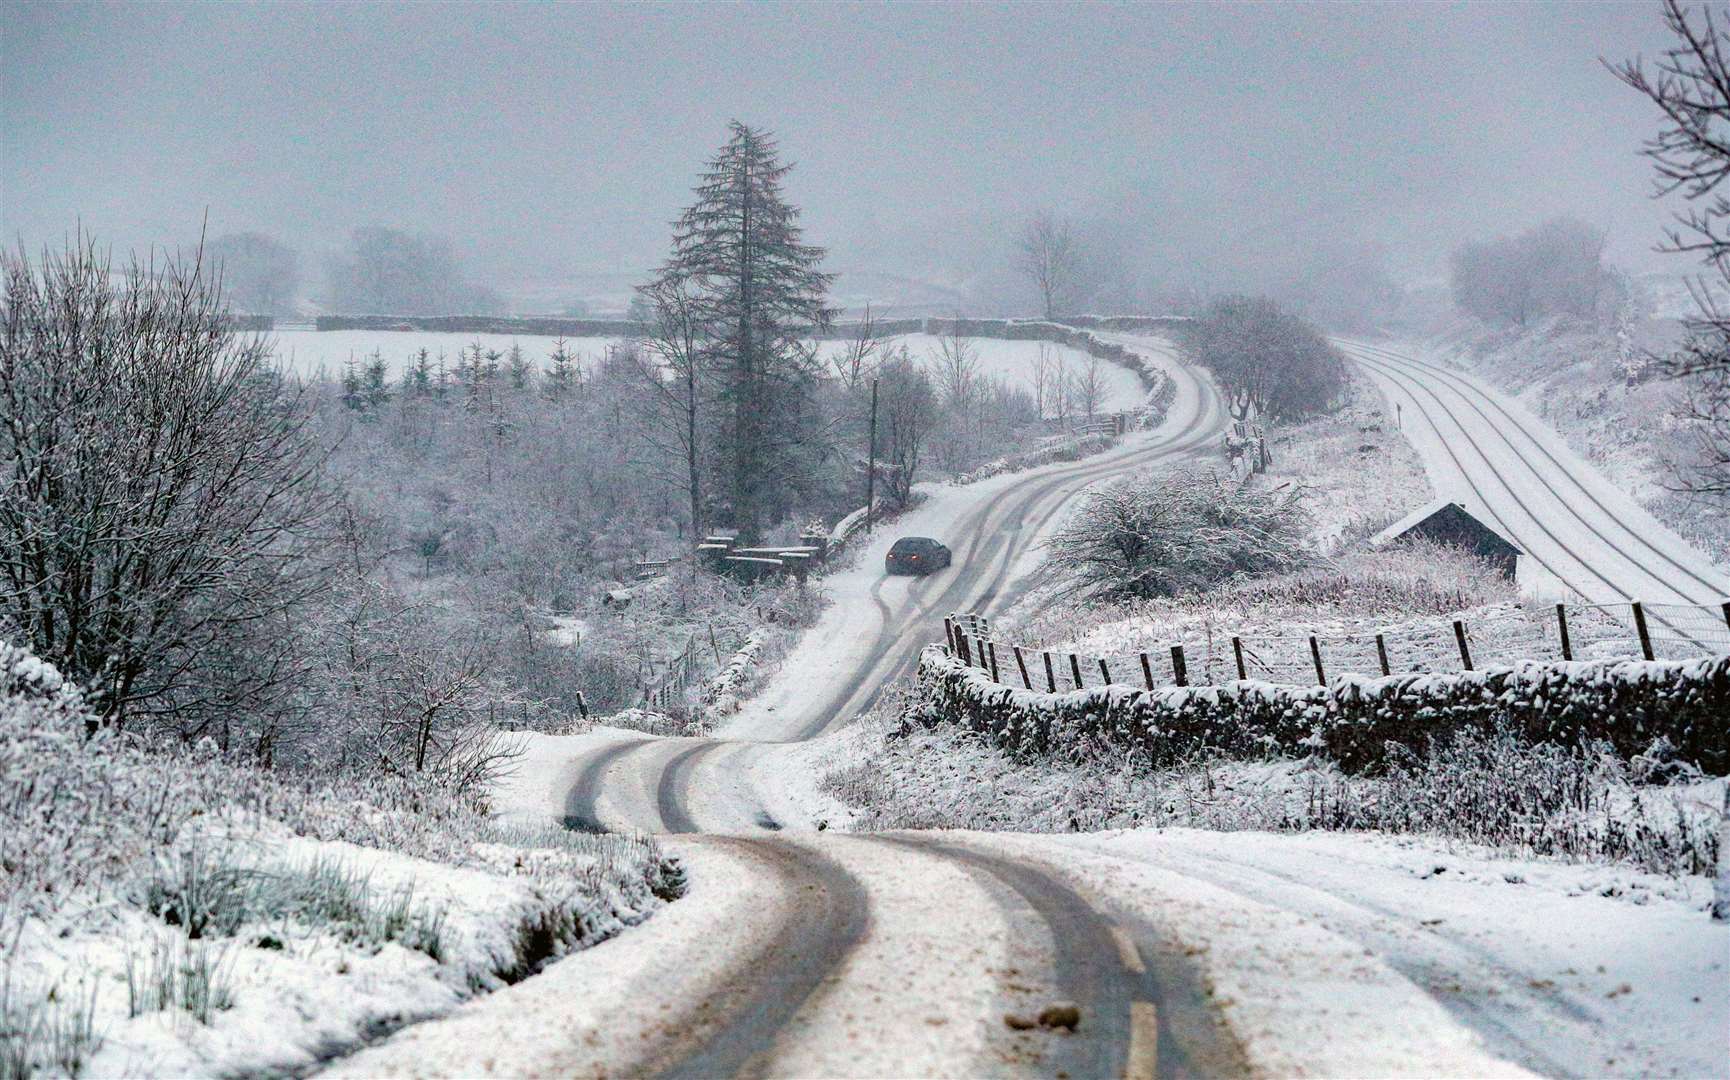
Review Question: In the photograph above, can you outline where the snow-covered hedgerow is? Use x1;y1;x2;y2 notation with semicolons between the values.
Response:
0;641;678;1079
915;645;1730;773
954;432;1118;485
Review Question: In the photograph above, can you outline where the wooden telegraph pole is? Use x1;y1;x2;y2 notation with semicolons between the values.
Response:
865;377;879;533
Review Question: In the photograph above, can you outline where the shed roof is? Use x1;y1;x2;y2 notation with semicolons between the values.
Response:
1370;499;1522;555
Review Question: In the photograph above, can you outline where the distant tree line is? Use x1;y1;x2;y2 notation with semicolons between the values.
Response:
195;225;506;317
1448;217;1611;328
1182;295;1347;422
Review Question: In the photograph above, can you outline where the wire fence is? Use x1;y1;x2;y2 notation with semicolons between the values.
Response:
640;624;754;712
947;599;1730;693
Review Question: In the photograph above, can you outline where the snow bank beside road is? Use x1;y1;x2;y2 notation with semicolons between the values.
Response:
1066;829;1727;1078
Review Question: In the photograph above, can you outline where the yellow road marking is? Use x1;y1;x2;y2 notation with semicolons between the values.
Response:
1125;1001;1159;1079
1111;925;1146;974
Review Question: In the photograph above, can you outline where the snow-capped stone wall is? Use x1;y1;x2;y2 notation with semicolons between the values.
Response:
914;645;1730;772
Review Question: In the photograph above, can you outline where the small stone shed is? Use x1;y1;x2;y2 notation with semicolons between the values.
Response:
1370;499;1522;578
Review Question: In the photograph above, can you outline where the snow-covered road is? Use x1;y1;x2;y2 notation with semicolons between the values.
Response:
561;332;1227;837
329;334;1727;1079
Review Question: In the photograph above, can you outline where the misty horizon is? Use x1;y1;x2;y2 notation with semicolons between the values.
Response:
1;1;1701;313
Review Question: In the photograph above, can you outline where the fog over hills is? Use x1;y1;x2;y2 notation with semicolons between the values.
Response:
1;1;1689;312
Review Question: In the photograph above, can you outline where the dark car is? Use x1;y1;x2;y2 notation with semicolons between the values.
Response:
886;536;952;575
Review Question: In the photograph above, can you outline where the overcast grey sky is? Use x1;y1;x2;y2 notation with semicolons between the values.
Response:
0;0;1693;304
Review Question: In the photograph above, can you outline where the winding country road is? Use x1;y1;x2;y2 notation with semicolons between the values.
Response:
563;332;1229;840
326;332;1728;1080
541;333;1246;1078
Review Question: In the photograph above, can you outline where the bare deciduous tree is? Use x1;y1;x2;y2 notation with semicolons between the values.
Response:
876;352;937;507
635;273;712;538
831;303;886;393
1615;0;1730;502
0;238;335;739
1448;218;1606;327
205;231;300;316
1073;354;1106;420
1028;342;1054;418
1185;295;1347;422
1017;210;1083;320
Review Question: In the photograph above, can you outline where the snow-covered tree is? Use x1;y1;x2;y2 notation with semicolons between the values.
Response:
1186;295;1347;422
0;238;333;737
507;343;534;391
1045;467;1309;600
648;121;835;541
635;272;715;538
877;352;938;507
544;337;579;401
1448;218;1607;328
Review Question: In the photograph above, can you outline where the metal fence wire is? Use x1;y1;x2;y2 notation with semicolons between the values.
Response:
945;600;1730;691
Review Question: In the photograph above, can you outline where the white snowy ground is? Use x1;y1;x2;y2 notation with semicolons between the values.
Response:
268;330;622;378
375;729;1730;1078
334;334;1723;1077
14;820;664;1079
965;829;1727;1079
813;332;1148;413
1340;339;1729;607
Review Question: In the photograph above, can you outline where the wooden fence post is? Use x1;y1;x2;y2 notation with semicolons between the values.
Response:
1170;644;1188;687
1375;633;1391;676
1555;604;1572;661
1069;653;1085;690
1012;645;1032;689
1722;600;1730;635
1309;635;1326;686
1043;651;1057;692
1454;620;1473;671
987;641;1001;682
1098;657;1113;685
1139;652;1155;690
943;618;955;655
1632;601;1655;661
956;633;973;666
1232;637;1247;680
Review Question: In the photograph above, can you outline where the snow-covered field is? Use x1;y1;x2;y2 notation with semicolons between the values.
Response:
817;332;1149;413
267;330;1150;420
267;330;623;378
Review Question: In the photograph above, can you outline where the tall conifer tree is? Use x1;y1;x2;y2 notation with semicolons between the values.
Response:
649;121;834;540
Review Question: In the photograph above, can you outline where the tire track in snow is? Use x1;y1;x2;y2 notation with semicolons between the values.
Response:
878;834;1244;1080
561;737;654;833
653;838;870;1080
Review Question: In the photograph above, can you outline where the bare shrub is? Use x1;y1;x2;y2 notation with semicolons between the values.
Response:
0;238;334;746
1045;467;1310;601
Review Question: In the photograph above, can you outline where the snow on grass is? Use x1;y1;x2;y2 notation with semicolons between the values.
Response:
813;700;1726;1077
1258;368;1433;551
813;333;1148;413
267;330;623;379
0;644;674;1079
